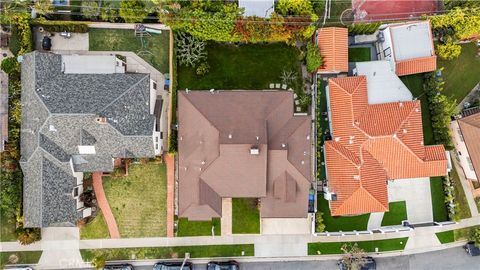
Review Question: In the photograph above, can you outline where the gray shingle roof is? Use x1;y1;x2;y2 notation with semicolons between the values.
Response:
20;51;156;227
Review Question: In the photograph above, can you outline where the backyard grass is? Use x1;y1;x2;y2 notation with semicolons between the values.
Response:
435;225;480;244
0;210;17;242
450;165;472;220
0;251;42;268
348;47;371;62
89;28;170;74
178;42;303;93
232;198;260;234
317;197;370;232
103;162;167;238
400;74;434;145
438;43;480;104
430;177;449;222
176;218;221;237
80;211;110;239
80;244;254;261
381;201;407;226
308;237;409;255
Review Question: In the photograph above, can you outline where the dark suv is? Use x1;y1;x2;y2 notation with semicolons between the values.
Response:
103;264;134;270
206;261;239;270
153;261;193;270
464;241;480;256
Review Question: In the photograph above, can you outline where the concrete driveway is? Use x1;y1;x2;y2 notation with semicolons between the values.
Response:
261;217;311;235
387;177;433;224
34;27;89;51
38;227;85;269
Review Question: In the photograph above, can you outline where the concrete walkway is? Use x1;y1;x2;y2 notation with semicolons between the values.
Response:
221;198;232;236
451;153;479;217
165;154;175;237
367;212;385;230
92;172;120;239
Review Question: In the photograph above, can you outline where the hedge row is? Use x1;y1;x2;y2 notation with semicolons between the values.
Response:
348;22;382;35
31;18;89;33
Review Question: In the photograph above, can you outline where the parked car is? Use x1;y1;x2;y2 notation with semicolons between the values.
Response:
206;261;239;270
103;264;134;270
41;36;51;51
338;256;376;270
153;261;193;270
5;267;34;270
464;241;480;256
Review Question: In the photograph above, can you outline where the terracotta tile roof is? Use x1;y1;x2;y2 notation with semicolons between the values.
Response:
325;76;447;216
317;27;349;73
178;91;311;220
395;56;437;76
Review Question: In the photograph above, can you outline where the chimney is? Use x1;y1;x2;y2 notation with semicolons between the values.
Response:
95;117;107;124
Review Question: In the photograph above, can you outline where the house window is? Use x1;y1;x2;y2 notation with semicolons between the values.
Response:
383;47;391;58
73;186;79;198
467;157;475;171
152;81;157;90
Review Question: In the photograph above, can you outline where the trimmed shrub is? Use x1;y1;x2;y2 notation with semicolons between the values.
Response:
436;41;462;60
31;18;89;33
1;57;19;74
306;42;323;73
348;22;381;35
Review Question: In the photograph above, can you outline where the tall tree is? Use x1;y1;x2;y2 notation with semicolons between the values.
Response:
119;0;148;23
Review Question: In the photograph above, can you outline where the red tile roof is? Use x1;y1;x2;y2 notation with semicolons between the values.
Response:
395;56;437;76
317;27;348;73
325;76;447;216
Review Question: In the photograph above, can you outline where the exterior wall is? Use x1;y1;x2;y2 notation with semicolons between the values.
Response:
450;120;478;180
377;27;396;72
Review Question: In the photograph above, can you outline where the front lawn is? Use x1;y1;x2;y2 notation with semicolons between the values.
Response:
80;244;254;261
176;218;221;237
450;165;472;220
400;74;434;145
308;237;409;255
0;210;16;242
430;177;449;222
438;43;480;104
232;198;260;234
348;47;371;62
103;162;167;238
381;201;407;226
317;196;370;232
0;251;42;268
436;230;455;244
178;42;303;93
80;211;110;239
436;225;480;244
89;28;170;73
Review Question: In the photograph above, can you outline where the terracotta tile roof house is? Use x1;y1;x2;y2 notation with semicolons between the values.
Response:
324;76;447;216
317;27;349;74
377;21;436;76
178;90;311;220
452;111;480;181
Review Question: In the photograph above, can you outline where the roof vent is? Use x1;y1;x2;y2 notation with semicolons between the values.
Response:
353;175;360;180
95;117;107;124
49;125;57;132
256;136;259;141
403;129;407;133
228;134;232;139
335;137;340;142
306;135;310;140
281;143;286;148
399;102;404;107
201;160;206;165
250;146;259;155
301;160;305;165
415;108;420;112
209;89;215;94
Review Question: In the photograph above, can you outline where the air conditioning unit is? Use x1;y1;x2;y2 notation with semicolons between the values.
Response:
323;186;337;201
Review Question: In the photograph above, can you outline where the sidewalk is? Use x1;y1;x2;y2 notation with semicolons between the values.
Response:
92;172;120;239
165;154;175;237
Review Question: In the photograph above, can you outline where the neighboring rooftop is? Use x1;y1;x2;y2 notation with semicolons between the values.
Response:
239;0;274;18
20;51;155;227
458;112;480;181
317;27;348;74
178;90;311;221
379;21;437;76
325;76;447;216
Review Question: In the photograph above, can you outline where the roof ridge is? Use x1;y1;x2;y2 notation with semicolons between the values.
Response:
180;91;221;134
100;74;149;115
326;141;361;166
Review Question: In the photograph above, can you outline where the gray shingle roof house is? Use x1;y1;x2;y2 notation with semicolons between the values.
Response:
20;51;157;227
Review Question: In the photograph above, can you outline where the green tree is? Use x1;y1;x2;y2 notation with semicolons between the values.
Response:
315;212;326;232
81;1;100;19
306;42;323;73
340;243;368;270
429;7;480;40
100;1;120;22
119;0;148;23
276;0;314;16
470;227;480;247
91;254;106;269
33;0;54;17
16;225;41;245
1;57;19;74
436;41;462;60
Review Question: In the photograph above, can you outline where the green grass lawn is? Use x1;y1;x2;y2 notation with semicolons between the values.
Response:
308;238;409;255
438;43;480;104
89;28;170;74
176;218;221;237
178;42;303;93
317;197;370;232
232;198;260;234
436;230;455;244
450;165;472;220
400;74;434;145
0;251;42;268
381;201;407;226
0;210;17;242
430;177;449;222
348;47;371;62
103;162;167;238
80;244;254;261
80;211;110;239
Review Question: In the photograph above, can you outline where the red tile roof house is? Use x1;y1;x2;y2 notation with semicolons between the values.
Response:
323;76;448;216
317;27;349;74
376;21;437;76
177;91;312;222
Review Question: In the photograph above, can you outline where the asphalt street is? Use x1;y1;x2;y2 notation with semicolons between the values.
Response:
38;245;480;270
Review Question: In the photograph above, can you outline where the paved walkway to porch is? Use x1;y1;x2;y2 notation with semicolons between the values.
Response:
92;172;120;239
